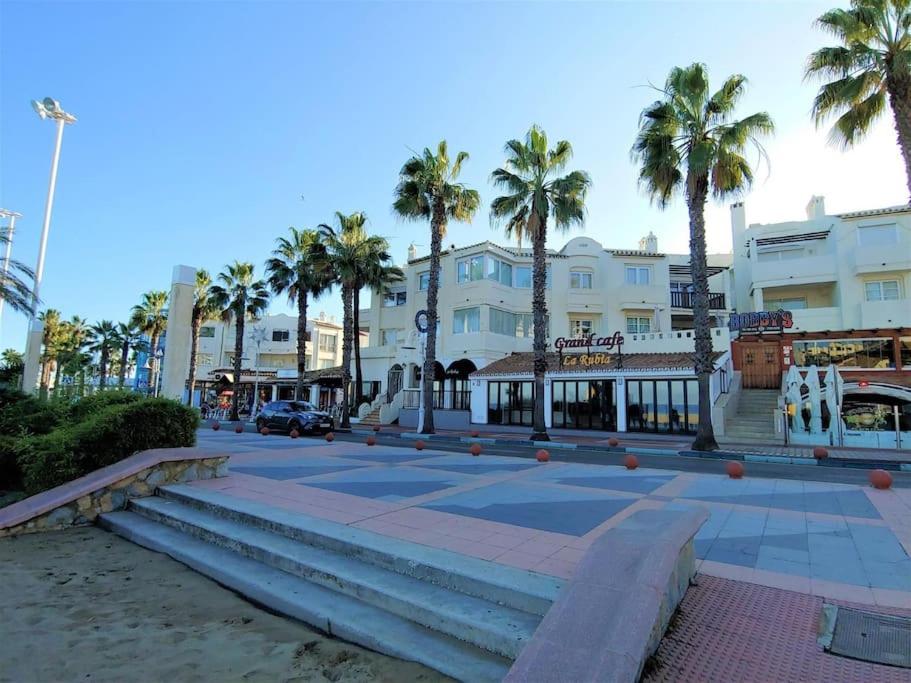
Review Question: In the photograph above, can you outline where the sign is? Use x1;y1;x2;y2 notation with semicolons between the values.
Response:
561;353;615;367
414;309;429;334
728;310;793;334
554;331;624;351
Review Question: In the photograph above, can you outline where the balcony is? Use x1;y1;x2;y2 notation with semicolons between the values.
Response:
670;291;726;310
788;307;843;332
751;254;837;288
852;242;911;275
859;300;909;328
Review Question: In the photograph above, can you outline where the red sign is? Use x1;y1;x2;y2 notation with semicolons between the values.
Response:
554;331;624;351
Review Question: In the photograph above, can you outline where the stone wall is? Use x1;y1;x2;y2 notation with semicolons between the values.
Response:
0;457;227;538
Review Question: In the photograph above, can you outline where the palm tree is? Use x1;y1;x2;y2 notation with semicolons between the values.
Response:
393;141;480;433
55;316;89;398
38;308;63;396
632;62;774;451
186;269;221;406
806;0;911;199
320;212;401;429
209;262;270;421
490;126;592;441
131;290;169;395
0;226;36;317
88;320;119;389
115;321;145;389
266;228;331;401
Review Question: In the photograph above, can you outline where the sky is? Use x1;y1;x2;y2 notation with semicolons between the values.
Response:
1;0;907;352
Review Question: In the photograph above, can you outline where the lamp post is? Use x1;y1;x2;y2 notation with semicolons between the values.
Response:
152;348;164;397
248;325;267;421
0;209;22;333
21;98;76;394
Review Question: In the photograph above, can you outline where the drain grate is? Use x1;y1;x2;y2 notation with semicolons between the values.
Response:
820;604;911;668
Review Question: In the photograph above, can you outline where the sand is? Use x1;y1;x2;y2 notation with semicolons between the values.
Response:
0;527;451;683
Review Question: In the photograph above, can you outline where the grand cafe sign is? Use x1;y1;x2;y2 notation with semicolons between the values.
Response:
554;331;624;367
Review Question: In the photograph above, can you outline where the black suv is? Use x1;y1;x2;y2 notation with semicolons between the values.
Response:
256;400;334;434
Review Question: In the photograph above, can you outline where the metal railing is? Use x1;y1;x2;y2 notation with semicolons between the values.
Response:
670;291;726;310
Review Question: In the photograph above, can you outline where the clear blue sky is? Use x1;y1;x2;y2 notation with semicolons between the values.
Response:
2;1;907;351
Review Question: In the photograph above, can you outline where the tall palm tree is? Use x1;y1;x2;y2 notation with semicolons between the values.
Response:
115;321;145;389
209;262;270;421
490;126;592;441
186;269;221;406
0;226;36;317
320;212;401;429
38;308;63;396
56;316;88;398
633;62;774;451
88;320;119;389
807;0;911;199
130;290;168;395
393;141;480;433
266;228;331;401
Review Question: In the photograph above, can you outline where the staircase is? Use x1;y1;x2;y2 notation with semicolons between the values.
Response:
359;405;383;427
99;484;561;682
722;389;781;443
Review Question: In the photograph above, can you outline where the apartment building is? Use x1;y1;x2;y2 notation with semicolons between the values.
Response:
357;235;734;432
729;197;911;444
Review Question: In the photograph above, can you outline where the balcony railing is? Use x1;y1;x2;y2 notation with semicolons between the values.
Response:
671;291;726;310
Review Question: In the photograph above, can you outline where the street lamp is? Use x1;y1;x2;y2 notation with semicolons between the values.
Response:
248;325;268;421
0;208;22;333
152;348;164;397
21;98;76;394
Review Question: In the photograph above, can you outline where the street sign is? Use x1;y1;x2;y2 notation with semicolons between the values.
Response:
415;309;429;333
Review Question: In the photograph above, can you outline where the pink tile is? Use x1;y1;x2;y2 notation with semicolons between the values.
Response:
749;566;812;595
809;578;876;606
512;539;566;558
481;533;528;550
533;557;577;579
495;549;546;571
549;546;587;564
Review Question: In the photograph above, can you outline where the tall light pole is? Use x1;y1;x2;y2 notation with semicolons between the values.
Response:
0;209;22;333
248;325;267;421
21;98;76;394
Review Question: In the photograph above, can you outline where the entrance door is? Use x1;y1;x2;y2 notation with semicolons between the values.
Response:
740;342;781;389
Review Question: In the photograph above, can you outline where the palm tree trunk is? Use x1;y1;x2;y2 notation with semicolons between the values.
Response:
886;72;911;202
148;333;160;396
340;284;353;428
187;314;200;406
353;287;364;409
118;341;129;388
295;292;308;401
99;350;108;389
687;173;719;452
530;219;549;441
422;198;446;435
231;306;245;422
53;361;63;399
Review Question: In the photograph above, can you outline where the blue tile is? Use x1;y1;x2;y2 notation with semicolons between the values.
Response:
755;556;811;577
557;475;674;494
705;536;761;567
418;463;536;476
834;491;881;519
231;465;364;480
761;533;809;552
343;452;442;464
306;480;456;500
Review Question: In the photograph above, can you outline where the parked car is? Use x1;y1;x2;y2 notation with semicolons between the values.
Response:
255;400;334;434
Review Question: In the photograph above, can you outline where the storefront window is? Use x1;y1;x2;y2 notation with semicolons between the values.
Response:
552;380;616;430
901;338;911;368
627;379;698;434
792;338;895;369
488;381;534;426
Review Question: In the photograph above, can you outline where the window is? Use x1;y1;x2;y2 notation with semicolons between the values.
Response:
792;338;895;369
626;379;698;434
199;326;215;338
552;380;617;430
490;308;534;337
271;329;289;342
570;270;593;289
453;307;480;334
626;316;651;334
197;353;214;366
457;255;485;283
670;281;692;293
380;329;400;346
570;319;595;338
318;359;333;369
318;334;337;352
625;265;651;285
901;337;911;368
757;247;804;262
864;280;901;302
418;272;430;291
486;257;513;286
488;381;534;426
383;291;407;307
858;224;898;247
514;266;531;288
765;297;808;310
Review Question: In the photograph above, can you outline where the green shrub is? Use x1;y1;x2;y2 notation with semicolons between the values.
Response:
18;397;199;495
0;435;23;490
0;387;29;411
0;395;67;437
68;390;142;421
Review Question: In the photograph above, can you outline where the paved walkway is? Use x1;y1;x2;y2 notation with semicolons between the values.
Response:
195;430;911;609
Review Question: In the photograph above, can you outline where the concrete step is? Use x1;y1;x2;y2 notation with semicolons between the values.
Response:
158;484;561;617
99;511;510;682
128;496;540;659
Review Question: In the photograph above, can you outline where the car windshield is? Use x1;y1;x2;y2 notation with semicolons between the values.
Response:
288;401;318;412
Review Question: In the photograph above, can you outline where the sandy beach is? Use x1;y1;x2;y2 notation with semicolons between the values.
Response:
0;527;450;683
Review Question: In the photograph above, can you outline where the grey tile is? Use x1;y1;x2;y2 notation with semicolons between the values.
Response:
231;465;364;480
306;480;456;499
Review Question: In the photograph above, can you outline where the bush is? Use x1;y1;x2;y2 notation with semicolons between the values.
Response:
18;397;199;495
0;435;23;490
0;395;67;437
0;387;29;411
67;390;142;421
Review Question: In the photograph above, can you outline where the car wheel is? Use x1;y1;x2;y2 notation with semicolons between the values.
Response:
289;419;301;434
256;417;267;431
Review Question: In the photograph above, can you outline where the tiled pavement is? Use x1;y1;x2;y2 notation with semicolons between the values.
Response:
195;430;911;609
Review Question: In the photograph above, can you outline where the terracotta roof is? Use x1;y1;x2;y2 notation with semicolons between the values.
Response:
471;351;725;377
301;366;345;382
606;249;666;258
837;204;910;219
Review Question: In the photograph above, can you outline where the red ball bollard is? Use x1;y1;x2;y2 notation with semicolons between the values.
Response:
325;432;335;443
415;439;426;451
290;429;299;439
366;435;377;446
536;449;550;463
608;437;620;447
623;454;639;470
725;461;745;479
373;425;381;432
234;423;244;434
260;427;270;436
470;430;480;438
211;421;221;431
813;446;828;460
870;469;893;490
469;443;482;456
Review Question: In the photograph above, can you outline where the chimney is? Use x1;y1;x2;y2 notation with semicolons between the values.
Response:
638;231;658;253
806;195;826;220
407;243;417;261
319;311;326;321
